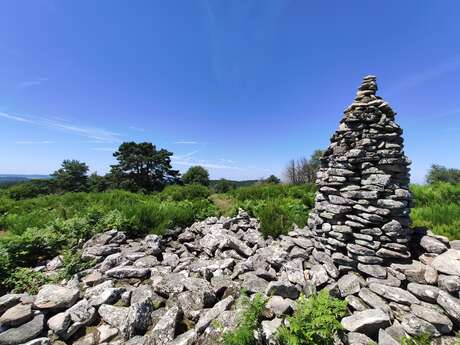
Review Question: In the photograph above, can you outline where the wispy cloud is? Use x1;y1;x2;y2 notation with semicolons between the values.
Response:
15;140;55;144
0;111;122;143
172;151;243;170
129;126;145;132
388;55;460;94
174;140;199;144
18;78;48;89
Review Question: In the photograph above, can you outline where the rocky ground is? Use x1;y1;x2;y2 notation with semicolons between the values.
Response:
0;210;460;345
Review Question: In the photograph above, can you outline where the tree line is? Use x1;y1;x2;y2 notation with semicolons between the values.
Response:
6;142;286;200
7;141;457;201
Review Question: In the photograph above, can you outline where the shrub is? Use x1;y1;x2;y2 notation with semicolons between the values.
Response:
58;249;95;280
213;179;237;193
277;290;348;345
6;268;50;295
257;200;294;238
411;203;460;239
221;292;267;345
7;179;55;200
159;184;211;201
182;166;210;186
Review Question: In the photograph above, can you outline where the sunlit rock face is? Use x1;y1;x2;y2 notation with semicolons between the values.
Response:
307;75;412;275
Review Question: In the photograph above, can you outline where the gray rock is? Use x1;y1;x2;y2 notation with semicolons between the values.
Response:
148;305;182;344
378;324;406;345
420;236;448;254
407;283;440;303
47;299;96;340
431;250;460;276
0;313;44;345
125;289;155;338
358;288;391;315
241;273;269;294
105;266;150;279
261;318;282;345
341;309;390;336
266;296;294;317
358;264;387;278
0;294;22;315
337;273;364;297
411;304;452;334
97;324;118;343
98;304;129;330
346;332;374;345
309;264;329;287
145;234;162;255
152;273;187;297
345;295;368;312
0;303;33;327
436;291;460;328
265;281;300;300
401;313;440;337
170;330;198;345
196;296;234;333
369;283;420;305
34;284;79;310
20;338;51;345
438;275;460;293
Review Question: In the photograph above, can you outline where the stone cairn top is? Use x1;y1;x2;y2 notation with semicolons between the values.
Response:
307;75;412;278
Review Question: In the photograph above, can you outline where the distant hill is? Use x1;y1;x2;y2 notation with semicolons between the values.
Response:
0;174;50;187
209;179;258;188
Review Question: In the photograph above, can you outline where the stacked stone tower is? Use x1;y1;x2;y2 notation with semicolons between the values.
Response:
308;75;412;278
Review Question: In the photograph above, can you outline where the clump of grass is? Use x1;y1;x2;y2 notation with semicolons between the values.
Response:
277;290;348;345
221;292;267;345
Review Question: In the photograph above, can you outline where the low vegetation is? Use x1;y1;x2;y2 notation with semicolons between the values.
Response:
277;290;348;345
221;292;267;345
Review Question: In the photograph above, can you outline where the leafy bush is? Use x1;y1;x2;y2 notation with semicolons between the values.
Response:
411;183;460;207
411;203;460;239
277;290;348;345
221;292;267;345
232;198;309;238
182;166;210;186
257;200;295;238
58;249;95;280
7;179;55;200
159;184;211;201
6;268;50;294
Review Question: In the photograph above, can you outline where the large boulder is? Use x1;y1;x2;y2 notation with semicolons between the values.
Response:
0;314;45;345
431;250;460;276
341;309;390;336
34;285;79;310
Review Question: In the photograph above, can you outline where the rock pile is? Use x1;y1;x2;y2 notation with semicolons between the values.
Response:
307;75;412;278
0;211;459;344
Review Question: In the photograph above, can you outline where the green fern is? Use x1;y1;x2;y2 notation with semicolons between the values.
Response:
277;290;348;345
221;292;267;345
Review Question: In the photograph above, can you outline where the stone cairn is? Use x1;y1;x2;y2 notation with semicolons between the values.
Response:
308;75;413;279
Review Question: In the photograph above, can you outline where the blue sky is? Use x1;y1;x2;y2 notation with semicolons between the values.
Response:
0;1;459;182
